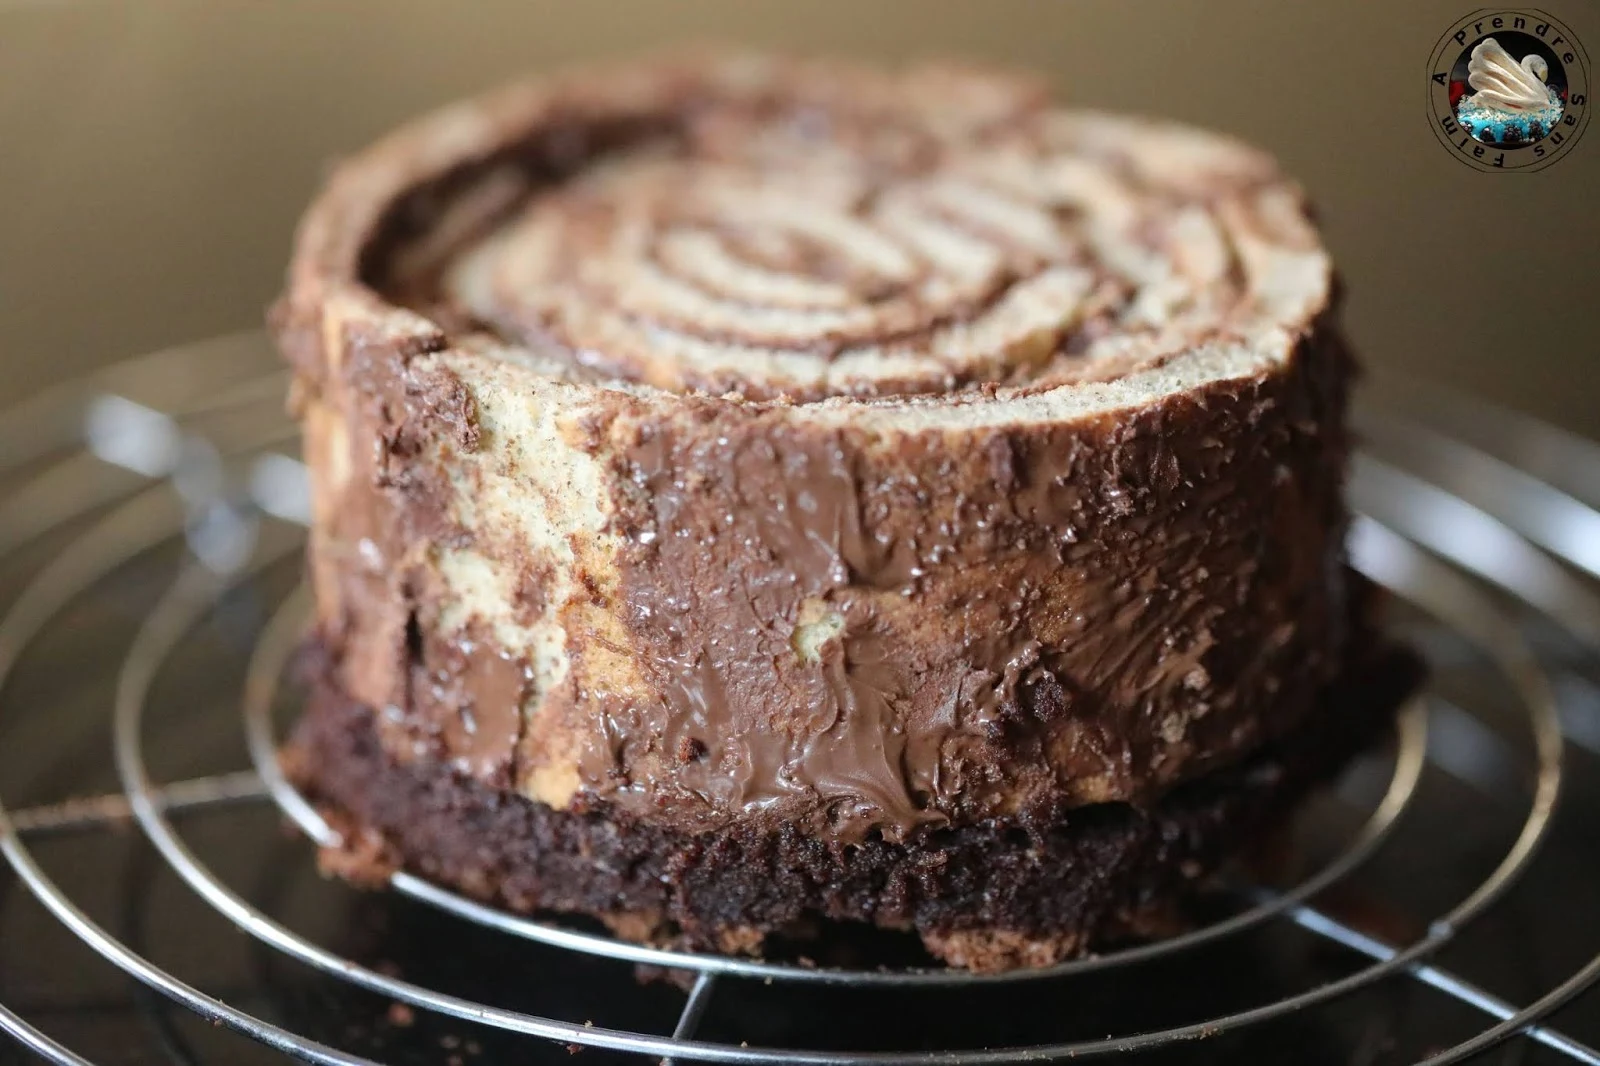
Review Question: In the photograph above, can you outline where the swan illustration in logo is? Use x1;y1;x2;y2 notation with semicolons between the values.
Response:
1455;37;1565;143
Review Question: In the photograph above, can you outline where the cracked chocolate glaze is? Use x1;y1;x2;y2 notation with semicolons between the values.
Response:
275;51;1357;845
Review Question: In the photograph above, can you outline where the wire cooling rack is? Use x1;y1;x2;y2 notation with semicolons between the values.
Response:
1;333;1599;1065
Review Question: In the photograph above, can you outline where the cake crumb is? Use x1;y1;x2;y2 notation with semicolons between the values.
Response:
316;825;398;888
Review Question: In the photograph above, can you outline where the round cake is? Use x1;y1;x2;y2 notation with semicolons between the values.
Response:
273;51;1416;970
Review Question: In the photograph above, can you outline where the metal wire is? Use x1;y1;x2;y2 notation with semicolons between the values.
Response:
2;338;1599;1065
90;480;1599;1061
1355;405;1600;584
97;542;1580;1061
1271;895;1600;1063
0;332;284;480
0;1003;96;1066
0;507;384;1066
662;973;719;1066
7;770;267;836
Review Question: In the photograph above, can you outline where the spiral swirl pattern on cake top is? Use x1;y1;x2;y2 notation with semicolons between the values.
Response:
430;61;1328;402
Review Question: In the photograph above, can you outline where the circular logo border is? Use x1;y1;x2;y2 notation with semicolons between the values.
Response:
1426;7;1590;172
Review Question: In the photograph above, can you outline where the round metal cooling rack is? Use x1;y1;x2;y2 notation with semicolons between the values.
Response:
1;334;1599;1065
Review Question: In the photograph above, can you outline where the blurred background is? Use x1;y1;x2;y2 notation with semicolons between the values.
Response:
1;0;1596;434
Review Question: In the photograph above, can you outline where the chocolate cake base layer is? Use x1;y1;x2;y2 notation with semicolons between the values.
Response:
284;643;1422;972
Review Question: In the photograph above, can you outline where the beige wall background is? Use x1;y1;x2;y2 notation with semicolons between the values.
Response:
1;0;1596;433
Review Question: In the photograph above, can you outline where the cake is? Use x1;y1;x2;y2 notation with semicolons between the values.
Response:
272;51;1418;971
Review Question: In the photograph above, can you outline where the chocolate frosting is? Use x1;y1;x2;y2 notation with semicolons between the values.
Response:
273;51;1355;844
